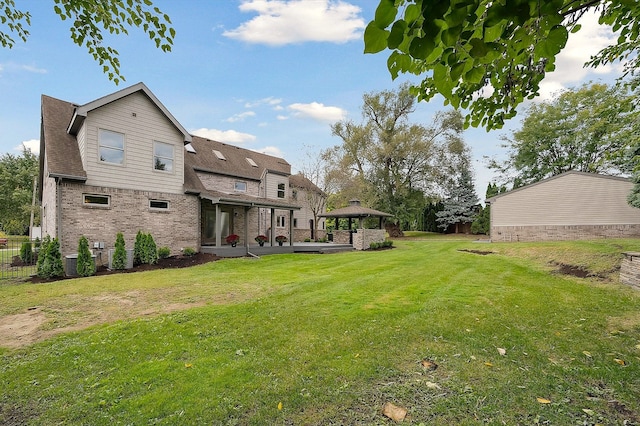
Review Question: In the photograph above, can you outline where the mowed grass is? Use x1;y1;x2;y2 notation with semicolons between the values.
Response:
1;238;639;425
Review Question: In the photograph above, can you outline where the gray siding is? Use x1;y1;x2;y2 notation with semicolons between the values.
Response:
491;173;640;226
81;92;185;194
489;172;640;242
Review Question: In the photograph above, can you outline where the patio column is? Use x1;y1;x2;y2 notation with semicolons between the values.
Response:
270;208;276;245
244;206;250;248
289;209;294;246
215;204;221;247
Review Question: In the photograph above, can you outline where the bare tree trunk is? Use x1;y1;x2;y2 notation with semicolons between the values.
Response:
385;222;404;238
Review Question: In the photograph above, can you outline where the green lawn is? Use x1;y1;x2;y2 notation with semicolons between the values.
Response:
1;238;639;425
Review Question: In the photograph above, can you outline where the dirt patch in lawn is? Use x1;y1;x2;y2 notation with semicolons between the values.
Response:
551;262;598;279
0;253;223;349
458;249;494;256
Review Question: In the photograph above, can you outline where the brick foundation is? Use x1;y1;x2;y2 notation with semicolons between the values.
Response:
490;224;640;242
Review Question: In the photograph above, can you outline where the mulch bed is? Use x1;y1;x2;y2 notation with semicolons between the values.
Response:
27;252;220;284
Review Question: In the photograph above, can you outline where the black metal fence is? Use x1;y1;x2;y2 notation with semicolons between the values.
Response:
0;239;38;281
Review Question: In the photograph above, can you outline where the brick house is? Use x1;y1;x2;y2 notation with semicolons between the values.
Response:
38;82;326;258
487;171;640;242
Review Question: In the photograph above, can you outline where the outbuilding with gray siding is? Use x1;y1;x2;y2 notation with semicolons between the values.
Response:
487;171;640;242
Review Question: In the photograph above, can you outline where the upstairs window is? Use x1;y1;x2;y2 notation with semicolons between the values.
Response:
154;141;174;172
235;181;247;192
277;183;285;198
99;129;124;164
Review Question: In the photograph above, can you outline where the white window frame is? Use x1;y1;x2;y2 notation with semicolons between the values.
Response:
234;181;247;192
153;141;174;173
277;183;286;199
83;194;110;207
98;129;125;165
276;215;286;228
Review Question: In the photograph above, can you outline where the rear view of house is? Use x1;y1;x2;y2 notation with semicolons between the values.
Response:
39;83;325;259
487;171;640;242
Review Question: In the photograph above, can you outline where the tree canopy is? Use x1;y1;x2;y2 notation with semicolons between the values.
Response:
0;149;39;235
326;83;469;235
489;82;639;188
0;0;174;84
364;0;640;130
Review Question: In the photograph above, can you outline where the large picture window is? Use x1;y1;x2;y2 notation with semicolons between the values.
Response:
99;129;124;164
154;141;174;172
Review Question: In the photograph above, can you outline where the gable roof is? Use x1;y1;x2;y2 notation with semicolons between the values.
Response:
67;82;191;143
486;171;631;203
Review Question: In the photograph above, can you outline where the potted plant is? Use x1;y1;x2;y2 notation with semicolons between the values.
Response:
226;234;240;247
255;235;268;246
275;235;288;246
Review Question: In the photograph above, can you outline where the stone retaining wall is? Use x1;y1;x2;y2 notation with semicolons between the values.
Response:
620;252;640;291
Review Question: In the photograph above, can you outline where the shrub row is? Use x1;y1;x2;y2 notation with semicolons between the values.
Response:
369;240;393;250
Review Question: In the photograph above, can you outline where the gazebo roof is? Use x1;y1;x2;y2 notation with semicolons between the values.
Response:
320;199;393;218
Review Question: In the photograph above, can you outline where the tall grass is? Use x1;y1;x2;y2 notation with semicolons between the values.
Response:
1;239;639;424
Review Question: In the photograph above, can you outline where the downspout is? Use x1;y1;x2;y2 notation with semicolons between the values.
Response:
56;178;63;250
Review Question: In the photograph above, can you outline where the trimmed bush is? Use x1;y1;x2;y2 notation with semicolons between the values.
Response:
144;233;158;264
182;247;196;256
112;232;127;270
134;232;159;265
20;241;34;264
134;231;144;265
158;246;171;259
37;237;63;279
76;236;95;277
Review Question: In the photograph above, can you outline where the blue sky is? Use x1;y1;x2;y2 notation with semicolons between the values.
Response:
0;1;621;198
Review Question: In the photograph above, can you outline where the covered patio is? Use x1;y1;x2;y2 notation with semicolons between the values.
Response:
198;189;300;256
320;200;392;250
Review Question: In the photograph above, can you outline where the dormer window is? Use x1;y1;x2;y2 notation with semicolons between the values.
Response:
246;157;258;167
277;183;286;198
213;149;226;160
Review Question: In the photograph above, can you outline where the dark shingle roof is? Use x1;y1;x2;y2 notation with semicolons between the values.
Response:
289;173;324;195
184;136;290;181
40;95;87;181
320;200;392;218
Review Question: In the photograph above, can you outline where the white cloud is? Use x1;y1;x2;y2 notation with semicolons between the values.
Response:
277;115;289;120
225;111;256;122
14;139;39;154
0;62;47;76
191;128;257;144
538;10;619;100
223;0;364;45
288;102;347;122
244;97;282;108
